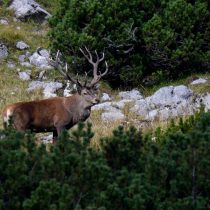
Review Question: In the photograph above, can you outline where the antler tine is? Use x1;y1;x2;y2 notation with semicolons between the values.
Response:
79;47;108;87
90;61;109;86
101;61;108;77
83;71;88;87
47;50;79;85
64;62;78;84
79;47;94;64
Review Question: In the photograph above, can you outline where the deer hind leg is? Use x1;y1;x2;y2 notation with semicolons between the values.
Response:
53;126;65;143
12;111;29;132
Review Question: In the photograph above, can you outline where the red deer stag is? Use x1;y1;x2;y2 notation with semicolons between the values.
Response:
2;47;108;142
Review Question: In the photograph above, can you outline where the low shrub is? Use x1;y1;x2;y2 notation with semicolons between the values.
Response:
0;112;210;209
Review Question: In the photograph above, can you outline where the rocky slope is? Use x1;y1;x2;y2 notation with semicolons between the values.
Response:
1;0;210;142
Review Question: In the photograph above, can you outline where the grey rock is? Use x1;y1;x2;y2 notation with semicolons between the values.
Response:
119;89;143;100
158;108;172;121
130;99;150;118
92;102;113;111
29;49;52;69
37;48;49;57
19;54;26;62
16;41;29;50
112;99;133;109
148;85;193;108
40;134;53;144
63;81;77;97
101;93;111;102
146;109;159;121
202;93;210;111
191;78;208;85
25;51;31;57
0;19;8;25
0;43;8;59
27;81;63;98
9;0;51;22
101;111;125;122
173;85;193;99
20;62;33;68
18;71;31;80
7;62;16;69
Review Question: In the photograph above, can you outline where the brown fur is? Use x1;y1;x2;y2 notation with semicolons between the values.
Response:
2;90;99;142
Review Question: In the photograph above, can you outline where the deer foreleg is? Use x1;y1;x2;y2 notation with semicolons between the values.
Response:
52;130;58;144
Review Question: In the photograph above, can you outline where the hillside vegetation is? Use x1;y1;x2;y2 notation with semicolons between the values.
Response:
0;111;210;209
49;0;210;87
0;1;210;209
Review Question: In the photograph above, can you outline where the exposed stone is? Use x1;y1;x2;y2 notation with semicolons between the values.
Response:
27;81;63;98
101;93;111;102
112;99;133;109
63;81;73;97
16;41;29;50
0;19;8;25
9;0;51;22
20;62;33;68
119;89;143;100
146;109;159;121
101;111;125;122
18;71;31;80
202;93;210;111
130;99;150;118
7;62;16;69
92;102;113;111
173;85;193;99
191;78;207;85
158;108;172;121
0;43;8;59
19;54;26;62
40;134;53;144
147;85;193;108
29;49;52;69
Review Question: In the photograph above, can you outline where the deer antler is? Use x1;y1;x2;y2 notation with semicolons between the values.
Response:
79;47;108;87
38;48;82;86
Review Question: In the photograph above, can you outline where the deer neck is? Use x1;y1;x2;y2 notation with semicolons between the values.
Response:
64;94;91;122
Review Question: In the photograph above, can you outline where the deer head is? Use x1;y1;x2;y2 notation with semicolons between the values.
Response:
45;47;108;106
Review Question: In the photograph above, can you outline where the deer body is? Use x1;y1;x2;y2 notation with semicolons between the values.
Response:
2;92;99;140
2;47;108;142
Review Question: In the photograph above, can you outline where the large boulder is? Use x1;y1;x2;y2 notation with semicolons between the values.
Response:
119;89;143;100
147;85;193;108
130;99;150;119
9;0;51;22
